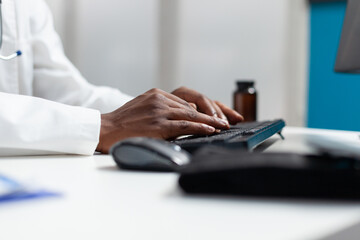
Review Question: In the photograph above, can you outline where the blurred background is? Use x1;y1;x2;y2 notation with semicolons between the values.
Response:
44;0;360;131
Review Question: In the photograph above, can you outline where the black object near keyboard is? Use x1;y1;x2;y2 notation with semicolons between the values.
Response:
172;119;286;152
178;146;360;199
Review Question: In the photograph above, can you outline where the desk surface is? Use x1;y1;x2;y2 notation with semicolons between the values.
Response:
1;127;360;240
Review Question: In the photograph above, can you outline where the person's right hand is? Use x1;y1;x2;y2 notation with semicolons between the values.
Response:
96;88;230;153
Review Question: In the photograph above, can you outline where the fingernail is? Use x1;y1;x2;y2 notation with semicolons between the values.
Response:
202;124;215;132
219;119;229;126
222;117;229;124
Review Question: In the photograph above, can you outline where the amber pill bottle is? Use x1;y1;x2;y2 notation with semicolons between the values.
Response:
233;81;257;122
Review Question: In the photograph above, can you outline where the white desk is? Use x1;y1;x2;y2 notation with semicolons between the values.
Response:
1;127;360;240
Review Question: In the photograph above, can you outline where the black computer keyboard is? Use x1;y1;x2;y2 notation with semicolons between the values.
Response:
172;119;286;152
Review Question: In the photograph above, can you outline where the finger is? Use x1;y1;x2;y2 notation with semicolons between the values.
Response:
215;101;244;125
197;97;218;117
189;103;197;110
167;108;230;129
160;98;229;129
211;101;228;122
157;96;199;113
146;88;194;110
172;87;218;117
164;121;216;139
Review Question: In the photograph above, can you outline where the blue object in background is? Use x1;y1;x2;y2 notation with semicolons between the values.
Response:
308;2;360;131
0;174;60;204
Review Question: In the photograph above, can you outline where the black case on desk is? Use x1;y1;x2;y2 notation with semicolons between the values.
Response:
178;147;360;199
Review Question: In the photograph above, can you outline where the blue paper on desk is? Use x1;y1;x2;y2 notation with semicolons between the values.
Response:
0;174;60;203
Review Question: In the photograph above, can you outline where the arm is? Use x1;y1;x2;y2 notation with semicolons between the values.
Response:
0;92;100;156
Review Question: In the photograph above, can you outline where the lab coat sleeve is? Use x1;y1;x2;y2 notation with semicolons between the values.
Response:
31;0;133;114
0;92;100;156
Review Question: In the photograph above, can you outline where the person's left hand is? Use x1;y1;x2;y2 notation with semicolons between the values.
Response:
171;87;244;125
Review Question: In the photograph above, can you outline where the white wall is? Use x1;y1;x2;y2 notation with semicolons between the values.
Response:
175;0;290;121
72;0;159;97
285;0;309;127
45;0;308;126
170;0;308;125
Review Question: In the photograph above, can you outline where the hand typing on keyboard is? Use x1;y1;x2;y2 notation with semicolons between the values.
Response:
171;87;244;125
96;87;244;153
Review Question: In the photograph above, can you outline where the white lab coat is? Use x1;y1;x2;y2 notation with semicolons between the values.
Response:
0;0;133;156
